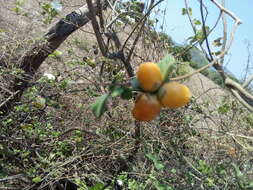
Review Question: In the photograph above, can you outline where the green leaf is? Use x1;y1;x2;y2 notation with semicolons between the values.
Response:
154;162;165;170
146;154;165;170
91;94;109;118
130;77;142;91
32;176;42;183
121;87;133;100
182;8;192;16
89;182;104;190
157;54;176;81
193;19;201;25
110;85;133;99
154;181;172;190
182;8;186;15
48;50;63;58
232;164;244;180
188;8;192;16
212;37;223;47
146;153;157;162
110;87;124;97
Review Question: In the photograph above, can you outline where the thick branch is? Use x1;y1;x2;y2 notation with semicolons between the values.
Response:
225;77;253;107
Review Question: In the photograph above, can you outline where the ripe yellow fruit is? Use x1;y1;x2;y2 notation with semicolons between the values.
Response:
132;93;161;121
137;62;162;92
158;82;192;108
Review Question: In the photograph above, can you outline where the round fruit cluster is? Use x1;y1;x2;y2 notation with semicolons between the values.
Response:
132;62;192;121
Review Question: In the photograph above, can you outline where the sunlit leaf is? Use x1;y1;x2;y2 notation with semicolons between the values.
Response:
32;176;42;183
193;19;201;25
157;54;176;81
91;94;109;118
111;87;124;97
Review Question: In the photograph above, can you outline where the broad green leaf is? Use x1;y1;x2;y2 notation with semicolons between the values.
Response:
110;85;133;99
121;87;133;100
91;94;109;118
157;54;176;81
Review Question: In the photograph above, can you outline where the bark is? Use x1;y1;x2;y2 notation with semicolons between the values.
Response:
0;1;108;114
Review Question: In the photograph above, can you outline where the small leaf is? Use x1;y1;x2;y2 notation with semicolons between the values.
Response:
32;176;42;183
146;154;165;170
154;162;165;170
188;8;192;16
157;54;176;81
89;182;104;190
48;50;63;57
232;163;244;180
130;77;142;91
182;8;186;15
212;37;223;47
110;87;124;97
193;19;201;25
146;153;157;162
85;57;97;68
91;94;109;118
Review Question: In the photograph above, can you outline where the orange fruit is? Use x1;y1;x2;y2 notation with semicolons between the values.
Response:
137;62;162;92
158;82;192;108
132;93;161;121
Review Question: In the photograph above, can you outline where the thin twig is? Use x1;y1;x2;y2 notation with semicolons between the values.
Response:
220;0;227;64
86;0;107;56
200;0;213;61
243;74;253;88
121;0;164;50
126;0;155;63
0;90;20;108
171;50;226;81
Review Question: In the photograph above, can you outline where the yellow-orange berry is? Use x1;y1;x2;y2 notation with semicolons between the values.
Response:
137;62;162;92
158;82;192;108
132;93;161;121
